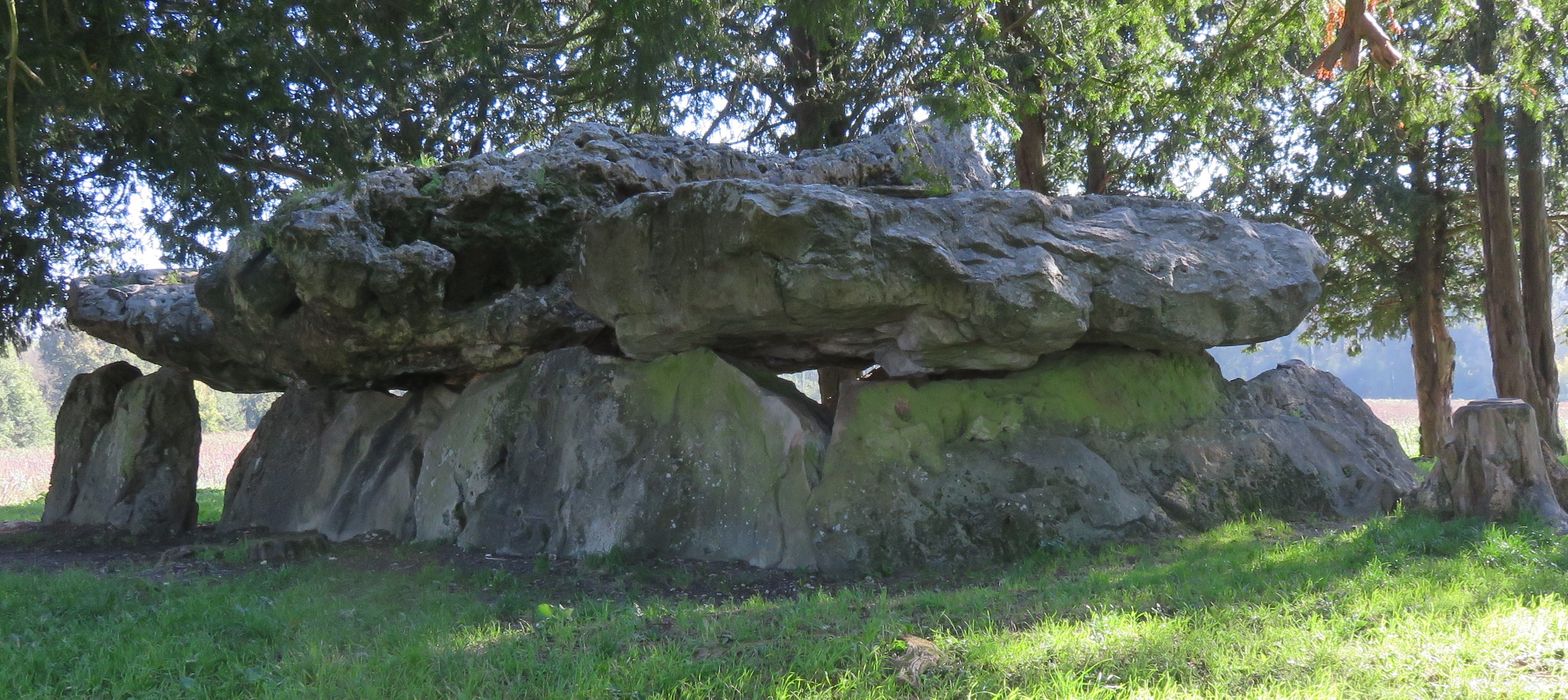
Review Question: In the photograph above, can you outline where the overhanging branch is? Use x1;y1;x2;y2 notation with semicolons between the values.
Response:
216;152;326;186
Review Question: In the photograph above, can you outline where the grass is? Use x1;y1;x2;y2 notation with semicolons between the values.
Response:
3;512;1568;697
0;488;225;524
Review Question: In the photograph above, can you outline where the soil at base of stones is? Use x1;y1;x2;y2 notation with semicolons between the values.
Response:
0;517;1362;603
0;521;839;601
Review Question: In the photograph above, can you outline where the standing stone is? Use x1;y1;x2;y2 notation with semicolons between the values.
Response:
1414;399;1568;530
42;362;144;524
412;347;827;568
221;384;456;540
807;352;1416;570
43;366;201;536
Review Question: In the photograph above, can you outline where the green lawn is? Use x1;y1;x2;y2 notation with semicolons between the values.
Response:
0;488;226;523
3;509;1568;698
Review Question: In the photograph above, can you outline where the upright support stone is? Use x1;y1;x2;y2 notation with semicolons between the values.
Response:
43;362;144;524
221;384;456;541
1415;399;1568;530
43;365;201;536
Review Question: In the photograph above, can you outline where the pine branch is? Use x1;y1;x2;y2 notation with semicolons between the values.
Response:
215;153;325;186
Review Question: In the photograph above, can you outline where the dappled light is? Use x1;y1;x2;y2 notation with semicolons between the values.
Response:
3;0;1568;696
5;515;1568;696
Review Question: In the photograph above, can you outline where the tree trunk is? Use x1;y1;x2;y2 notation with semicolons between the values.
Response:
1471;0;1545;422
1014;109;1048;193
1516;111;1561;452
1085;133;1110;194
996;1;1048;194
1414;399;1568;531
1407;139;1455;458
782;16;849;153
1408;253;1454;459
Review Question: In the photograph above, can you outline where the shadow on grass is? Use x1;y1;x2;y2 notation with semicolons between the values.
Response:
3;510;1566;697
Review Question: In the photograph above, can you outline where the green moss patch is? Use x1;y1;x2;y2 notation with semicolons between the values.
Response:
845;347;1222;443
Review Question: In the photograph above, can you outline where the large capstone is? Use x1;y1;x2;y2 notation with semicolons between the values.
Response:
807;353;1415;570
67;270;286;392
577;184;1327;375
42;364;201;536
220;384;455;540
130;122;987;390
411;347;827;568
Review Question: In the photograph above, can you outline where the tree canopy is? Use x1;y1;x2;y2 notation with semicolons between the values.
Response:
3;1;1567;454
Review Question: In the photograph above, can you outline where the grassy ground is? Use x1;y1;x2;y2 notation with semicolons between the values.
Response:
3;511;1568;698
0;489;225;523
5;405;1566;696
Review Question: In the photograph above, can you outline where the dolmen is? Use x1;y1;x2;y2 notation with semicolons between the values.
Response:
50;122;1417;570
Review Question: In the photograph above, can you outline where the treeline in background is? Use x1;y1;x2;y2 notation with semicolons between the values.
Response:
0;330;276;449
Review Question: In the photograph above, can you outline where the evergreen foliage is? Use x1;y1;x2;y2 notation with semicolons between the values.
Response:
0;346;48;448
1;1;1565;443
21;326;276;432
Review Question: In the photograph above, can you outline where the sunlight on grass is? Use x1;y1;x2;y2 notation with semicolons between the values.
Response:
4;513;1568;697
0;494;44;521
0;488;225;523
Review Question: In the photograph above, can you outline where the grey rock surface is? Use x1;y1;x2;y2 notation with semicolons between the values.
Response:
213;346;1411;570
67;270;286;392
412;347;827;568
42;362;144;524
577;184;1326;375
807;353;1415;570
178;122;986;389
42;366;201;536
221;383;456;540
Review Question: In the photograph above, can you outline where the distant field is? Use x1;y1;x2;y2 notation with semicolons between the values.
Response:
1363;399;1422;426
0;431;250;507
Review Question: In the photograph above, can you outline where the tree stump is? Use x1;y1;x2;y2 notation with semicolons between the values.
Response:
1414;398;1568;531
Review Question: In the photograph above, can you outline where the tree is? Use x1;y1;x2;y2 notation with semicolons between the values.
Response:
927;1;1323;198
0;346;49;448
1508;0;1568;453
1464;0;1567;451
22;325;278;430
1255;0;1568;457
0;0;707;344
1469;0;1542;445
675;1;946;152
1205;0;1492;457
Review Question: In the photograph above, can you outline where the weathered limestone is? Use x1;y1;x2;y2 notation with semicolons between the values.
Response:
67;270;285;392
221;384;456;540
42;365;201;536
209;346;1411;570
48;120;1413;572
412;347;827;568
576;184;1327;375
808;355;1415;569
164;122;986;390
1413;399;1568;530
42;362;144;524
